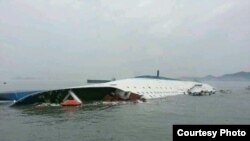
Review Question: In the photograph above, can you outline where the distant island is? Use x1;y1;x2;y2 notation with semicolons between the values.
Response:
181;71;250;81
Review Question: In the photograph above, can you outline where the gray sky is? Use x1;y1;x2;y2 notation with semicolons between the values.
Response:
0;0;249;80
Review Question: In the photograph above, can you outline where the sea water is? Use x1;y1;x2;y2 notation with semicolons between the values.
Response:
0;81;250;141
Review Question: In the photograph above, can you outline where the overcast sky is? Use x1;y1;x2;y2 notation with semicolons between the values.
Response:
0;0;249;80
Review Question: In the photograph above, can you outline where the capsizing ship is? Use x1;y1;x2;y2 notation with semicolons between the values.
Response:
11;71;216;106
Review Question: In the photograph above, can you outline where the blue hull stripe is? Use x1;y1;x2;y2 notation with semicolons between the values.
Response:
0;91;38;101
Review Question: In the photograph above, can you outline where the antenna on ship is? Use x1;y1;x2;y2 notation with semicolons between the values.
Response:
157;70;160;78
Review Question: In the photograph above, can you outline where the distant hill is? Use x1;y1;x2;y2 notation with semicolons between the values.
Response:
181;71;250;81
218;71;250;81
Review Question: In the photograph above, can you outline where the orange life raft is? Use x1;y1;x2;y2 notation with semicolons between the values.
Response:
61;99;81;106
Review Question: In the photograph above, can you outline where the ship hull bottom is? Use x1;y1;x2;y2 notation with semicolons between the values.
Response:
12;87;117;106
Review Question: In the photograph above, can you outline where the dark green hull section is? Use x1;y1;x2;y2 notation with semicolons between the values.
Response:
13;87;117;106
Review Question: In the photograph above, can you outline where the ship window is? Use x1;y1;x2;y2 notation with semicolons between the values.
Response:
134;86;136;88
148;86;151;89
124;92;128;96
